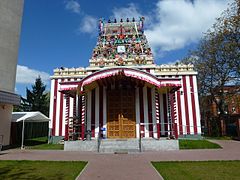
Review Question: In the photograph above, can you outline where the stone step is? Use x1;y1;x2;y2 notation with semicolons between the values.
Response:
99;139;140;153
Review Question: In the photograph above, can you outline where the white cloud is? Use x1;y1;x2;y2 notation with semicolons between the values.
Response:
16;65;50;84
65;0;80;14
145;0;231;53
79;15;98;34
111;0;231;56
112;3;144;22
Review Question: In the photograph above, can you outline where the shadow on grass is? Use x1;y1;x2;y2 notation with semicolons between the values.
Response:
25;138;47;146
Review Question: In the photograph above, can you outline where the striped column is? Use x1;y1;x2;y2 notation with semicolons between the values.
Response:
64;94;70;141
81;95;86;140
170;92;178;139
147;87;153;137
155;88;160;138
167;93;172;136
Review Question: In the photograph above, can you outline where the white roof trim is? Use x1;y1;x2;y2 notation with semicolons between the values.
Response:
12;111;50;122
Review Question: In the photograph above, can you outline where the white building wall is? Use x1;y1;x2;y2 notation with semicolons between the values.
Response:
0;0;24;146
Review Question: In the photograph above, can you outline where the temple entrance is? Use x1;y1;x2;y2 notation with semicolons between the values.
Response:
107;84;136;139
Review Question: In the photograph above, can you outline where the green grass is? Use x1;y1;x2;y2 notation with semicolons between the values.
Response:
152;161;240;180
179;139;222;149
25;136;64;150
0;160;87;180
204;136;232;140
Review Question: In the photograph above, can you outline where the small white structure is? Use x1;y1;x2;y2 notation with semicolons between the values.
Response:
12;112;50;149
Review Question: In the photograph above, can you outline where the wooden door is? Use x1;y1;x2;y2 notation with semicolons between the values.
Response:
107;89;136;138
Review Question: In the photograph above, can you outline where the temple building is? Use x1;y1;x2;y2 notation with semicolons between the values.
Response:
49;18;201;147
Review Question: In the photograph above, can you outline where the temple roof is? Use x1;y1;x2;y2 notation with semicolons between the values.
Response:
90;17;154;67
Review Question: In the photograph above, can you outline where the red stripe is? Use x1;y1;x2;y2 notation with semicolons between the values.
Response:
91;89;95;137
190;76;197;134
99;86;103;129
177;91;183;135
59;91;63;136
52;79;58;136
147;87;153;137
182;76;190;134
162;94;168;136
139;86;145;137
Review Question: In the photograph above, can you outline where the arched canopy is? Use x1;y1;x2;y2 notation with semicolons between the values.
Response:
60;67;181;93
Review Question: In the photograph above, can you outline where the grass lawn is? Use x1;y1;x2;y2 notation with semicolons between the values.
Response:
204;136;232;140
179;139;221;149
24;136;64;150
152;161;240;180
0;160;87;180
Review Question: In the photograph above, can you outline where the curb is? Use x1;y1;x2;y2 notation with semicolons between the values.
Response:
75;161;89;180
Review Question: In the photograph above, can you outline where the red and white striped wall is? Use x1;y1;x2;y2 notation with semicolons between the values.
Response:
49;74;201;138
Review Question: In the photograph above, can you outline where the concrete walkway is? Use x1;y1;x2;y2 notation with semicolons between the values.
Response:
0;140;240;180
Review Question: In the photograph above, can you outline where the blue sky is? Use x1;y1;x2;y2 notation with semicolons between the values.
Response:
16;0;231;96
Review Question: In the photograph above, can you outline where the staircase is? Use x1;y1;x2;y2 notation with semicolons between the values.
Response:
99;139;140;153
64;138;179;152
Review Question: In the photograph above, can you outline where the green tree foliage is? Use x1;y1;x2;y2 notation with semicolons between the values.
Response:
16;77;49;116
182;0;240;135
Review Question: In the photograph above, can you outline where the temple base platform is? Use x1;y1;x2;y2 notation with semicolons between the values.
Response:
64;138;179;153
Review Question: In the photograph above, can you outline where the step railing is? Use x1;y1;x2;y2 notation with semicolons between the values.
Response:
139;127;142;152
97;126;102;153
139;122;175;138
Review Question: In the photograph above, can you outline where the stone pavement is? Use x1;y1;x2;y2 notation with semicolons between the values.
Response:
0;140;240;180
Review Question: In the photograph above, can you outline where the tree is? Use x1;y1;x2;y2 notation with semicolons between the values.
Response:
20;77;49;116
182;0;240;135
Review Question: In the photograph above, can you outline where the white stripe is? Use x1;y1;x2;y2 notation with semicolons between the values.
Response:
95;87;100;137
180;76;187;134
186;76;194;134
69;97;74;118
103;87;107;133
143;86;149;137
175;91;180;134
135;87;140;138
76;94;79;116
62;95;66;136
193;75;201;134
55;79;61;136
87;91;92;131
49;79;55;129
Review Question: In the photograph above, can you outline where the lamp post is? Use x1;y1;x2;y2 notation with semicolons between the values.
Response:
21;119;25;149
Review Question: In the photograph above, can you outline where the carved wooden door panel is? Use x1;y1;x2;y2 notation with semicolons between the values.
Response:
107;89;136;138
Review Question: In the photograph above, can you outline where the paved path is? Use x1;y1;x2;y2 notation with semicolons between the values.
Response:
0;140;240;180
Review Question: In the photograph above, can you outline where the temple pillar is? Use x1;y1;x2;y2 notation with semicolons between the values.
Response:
81;94;86;140
64;94;70;141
